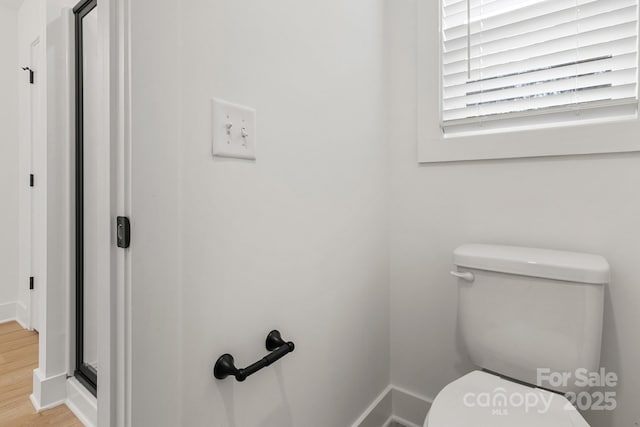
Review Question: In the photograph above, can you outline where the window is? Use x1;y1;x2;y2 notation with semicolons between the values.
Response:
441;0;639;135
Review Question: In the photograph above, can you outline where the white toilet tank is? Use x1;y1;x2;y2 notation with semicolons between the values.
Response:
453;244;609;393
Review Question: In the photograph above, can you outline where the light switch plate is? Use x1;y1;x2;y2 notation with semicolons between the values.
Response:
211;98;256;160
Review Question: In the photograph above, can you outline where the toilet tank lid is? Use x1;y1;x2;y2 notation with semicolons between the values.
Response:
453;244;610;284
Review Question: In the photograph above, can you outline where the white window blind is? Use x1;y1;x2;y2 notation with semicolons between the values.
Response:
441;0;639;133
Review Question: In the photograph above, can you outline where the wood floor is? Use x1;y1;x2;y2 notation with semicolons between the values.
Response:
0;321;82;427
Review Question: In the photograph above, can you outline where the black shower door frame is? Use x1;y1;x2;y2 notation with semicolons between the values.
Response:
73;0;99;397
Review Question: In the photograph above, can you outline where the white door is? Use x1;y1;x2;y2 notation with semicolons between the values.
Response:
29;37;42;333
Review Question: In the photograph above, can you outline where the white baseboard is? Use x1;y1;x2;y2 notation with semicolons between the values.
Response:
15;301;29;329
352;385;393;427
391;386;432;426
354;384;432;427
29;372;96;427
65;377;97;427
383;415;423;427
0;302;17;324
30;369;68;412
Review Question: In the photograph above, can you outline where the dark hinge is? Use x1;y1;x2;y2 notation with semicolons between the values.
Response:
30;174;34;187
22;67;34;84
29;277;34;290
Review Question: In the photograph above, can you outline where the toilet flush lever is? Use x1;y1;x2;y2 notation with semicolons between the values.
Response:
450;271;474;282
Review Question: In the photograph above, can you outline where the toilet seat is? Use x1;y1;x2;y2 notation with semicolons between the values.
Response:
425;371;589;427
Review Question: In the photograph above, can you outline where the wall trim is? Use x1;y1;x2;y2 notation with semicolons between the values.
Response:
0;302;17;324
15;301;28;329
353;385;433;427
66;377;97;427
0;302;28;333
30;369;67;411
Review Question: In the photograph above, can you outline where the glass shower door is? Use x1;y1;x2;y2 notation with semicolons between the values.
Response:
74;0;99;396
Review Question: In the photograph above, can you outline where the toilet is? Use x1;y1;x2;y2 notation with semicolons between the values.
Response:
425;244;609;427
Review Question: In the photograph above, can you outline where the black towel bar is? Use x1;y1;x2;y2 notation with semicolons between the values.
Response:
213;330;295;382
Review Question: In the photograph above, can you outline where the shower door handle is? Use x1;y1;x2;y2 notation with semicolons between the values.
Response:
450;271;474;282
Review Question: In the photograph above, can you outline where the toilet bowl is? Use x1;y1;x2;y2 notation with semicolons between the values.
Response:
424;371;589;427
423;244;609;427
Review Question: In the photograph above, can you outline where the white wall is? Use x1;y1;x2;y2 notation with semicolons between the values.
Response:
0;1;19;321
388;2;640;427
128;0;390;426
180;1;389;425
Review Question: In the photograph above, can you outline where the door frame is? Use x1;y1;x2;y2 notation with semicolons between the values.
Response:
68;0;132;422
68;0;131;421
95;0;130;425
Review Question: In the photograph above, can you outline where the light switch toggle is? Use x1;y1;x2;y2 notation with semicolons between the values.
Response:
211;98;257;160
